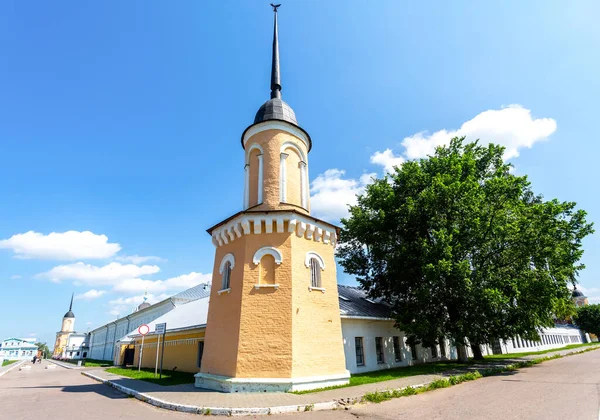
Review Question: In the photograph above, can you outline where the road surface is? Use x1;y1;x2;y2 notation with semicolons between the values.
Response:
1;351;599;419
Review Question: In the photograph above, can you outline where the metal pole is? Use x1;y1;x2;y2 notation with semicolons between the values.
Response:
154;334;160;377
159;331;166;379
138;336;145;371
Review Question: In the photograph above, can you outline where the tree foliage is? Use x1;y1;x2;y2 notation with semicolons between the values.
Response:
574;304;600;337
338;138;593;356
35;342;50;359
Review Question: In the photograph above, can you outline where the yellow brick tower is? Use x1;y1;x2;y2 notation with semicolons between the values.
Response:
195;5;350;392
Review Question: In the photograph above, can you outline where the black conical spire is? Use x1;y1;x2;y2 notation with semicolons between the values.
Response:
270;4;282;99
64;292;75;318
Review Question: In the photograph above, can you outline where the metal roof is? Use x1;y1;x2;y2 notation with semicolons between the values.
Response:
337;285;393;320
171;283;211;304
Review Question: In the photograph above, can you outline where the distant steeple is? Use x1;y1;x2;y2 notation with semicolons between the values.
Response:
63;293;75;318
270;3;282;99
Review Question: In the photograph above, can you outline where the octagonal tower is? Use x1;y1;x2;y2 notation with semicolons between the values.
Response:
195;5;349;392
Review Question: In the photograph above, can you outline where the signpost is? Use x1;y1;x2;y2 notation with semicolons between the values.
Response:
154;323;166;377
137;324;150;371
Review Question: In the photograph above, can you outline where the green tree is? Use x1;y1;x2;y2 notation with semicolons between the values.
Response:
338;138;593;360
574;304;600;337
36;342;50;359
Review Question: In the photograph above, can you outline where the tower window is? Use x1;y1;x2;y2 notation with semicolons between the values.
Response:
222;261;231;290
310;258;321;288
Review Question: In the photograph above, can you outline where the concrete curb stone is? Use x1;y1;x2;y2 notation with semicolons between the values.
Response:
48;360;83;369
0;360;26;378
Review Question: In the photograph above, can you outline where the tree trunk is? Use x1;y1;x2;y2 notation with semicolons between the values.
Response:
457;344;469;362
471;344;484;360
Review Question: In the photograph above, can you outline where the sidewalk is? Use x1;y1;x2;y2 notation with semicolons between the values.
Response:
82;344;600;415
0;360;26;378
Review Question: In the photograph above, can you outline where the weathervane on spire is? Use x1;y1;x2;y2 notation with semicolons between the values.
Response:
271;3;281;12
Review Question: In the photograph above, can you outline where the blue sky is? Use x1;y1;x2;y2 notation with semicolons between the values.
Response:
1;1;599;346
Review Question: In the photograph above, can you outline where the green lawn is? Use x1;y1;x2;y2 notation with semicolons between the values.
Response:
105;367;196;386
292;361;471;394
1;360;17;367
57;358;112;367
483;342;600;359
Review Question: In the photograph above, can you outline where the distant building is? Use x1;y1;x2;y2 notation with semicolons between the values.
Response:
0;337;38;360
88;284;211;362
572;287;589;307
52;294;89;359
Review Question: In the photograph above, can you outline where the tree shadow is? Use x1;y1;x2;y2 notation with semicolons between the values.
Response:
14;384;130;399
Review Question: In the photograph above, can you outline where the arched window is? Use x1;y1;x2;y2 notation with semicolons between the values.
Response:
222;261;232;290
310;257;321;288
305;251;325;290
252;247;282;289
219;253;235;291
260;254;276;285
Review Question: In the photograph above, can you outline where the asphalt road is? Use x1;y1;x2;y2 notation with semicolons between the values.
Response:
277;349;600;420
1;351;599;420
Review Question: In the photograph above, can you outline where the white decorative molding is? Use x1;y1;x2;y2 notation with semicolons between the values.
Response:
257;154;264;204
252;247;283;265
211;213;337;249
219;253;235;274
243;121;310;151
217;288;231;295
299;161;308;210
305;251;325;270
254;284;280;290
308;286;326;293
243;164;250;210
280;152;288;203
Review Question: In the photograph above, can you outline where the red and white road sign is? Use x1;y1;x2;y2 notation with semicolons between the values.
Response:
138;324;150;335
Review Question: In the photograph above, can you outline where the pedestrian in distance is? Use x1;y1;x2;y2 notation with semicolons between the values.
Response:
32;355;37;364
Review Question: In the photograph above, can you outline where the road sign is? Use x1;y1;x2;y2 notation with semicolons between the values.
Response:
138;324;150;336
155;323;166;334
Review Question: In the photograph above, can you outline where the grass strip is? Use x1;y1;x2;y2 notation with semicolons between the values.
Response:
1;360;17;367
362;346;599;404
105;366;196;386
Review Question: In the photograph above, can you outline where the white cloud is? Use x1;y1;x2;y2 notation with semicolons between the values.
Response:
0;231;121;260
113;272;211;294
115;255;165;264
310;169;375;222
370;149;405;174
37;262;160;285
75;289;107;300
400;105;556;161
10;275;22;280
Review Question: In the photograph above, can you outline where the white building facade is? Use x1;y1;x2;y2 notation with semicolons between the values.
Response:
0;338;38;361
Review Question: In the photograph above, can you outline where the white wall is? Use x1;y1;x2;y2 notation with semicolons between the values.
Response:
500;325;586;354
340;318;457;374
88;300;175;361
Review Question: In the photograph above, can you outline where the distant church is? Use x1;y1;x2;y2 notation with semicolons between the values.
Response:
52;294;89;359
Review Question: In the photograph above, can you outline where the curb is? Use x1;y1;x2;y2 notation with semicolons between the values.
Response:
48;360;83;370
82;371;340;416
0;360;26;378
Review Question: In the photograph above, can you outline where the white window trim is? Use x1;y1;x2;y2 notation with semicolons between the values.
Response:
305;252;325;270
219;253;235;274
308;286;326;293
217;288;231;295
245;143;264;209
254;284;280;290
252;247;283;265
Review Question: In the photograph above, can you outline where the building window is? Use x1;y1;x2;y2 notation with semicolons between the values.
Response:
221;261;231;290
76;352;80;356
431;345;438;358
197;341;205;368
375;337;385;364
410;342;418;360
393;337;402;362
355;337;365;366
309;258;321;288
439;337;446;358
83;352;87;358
